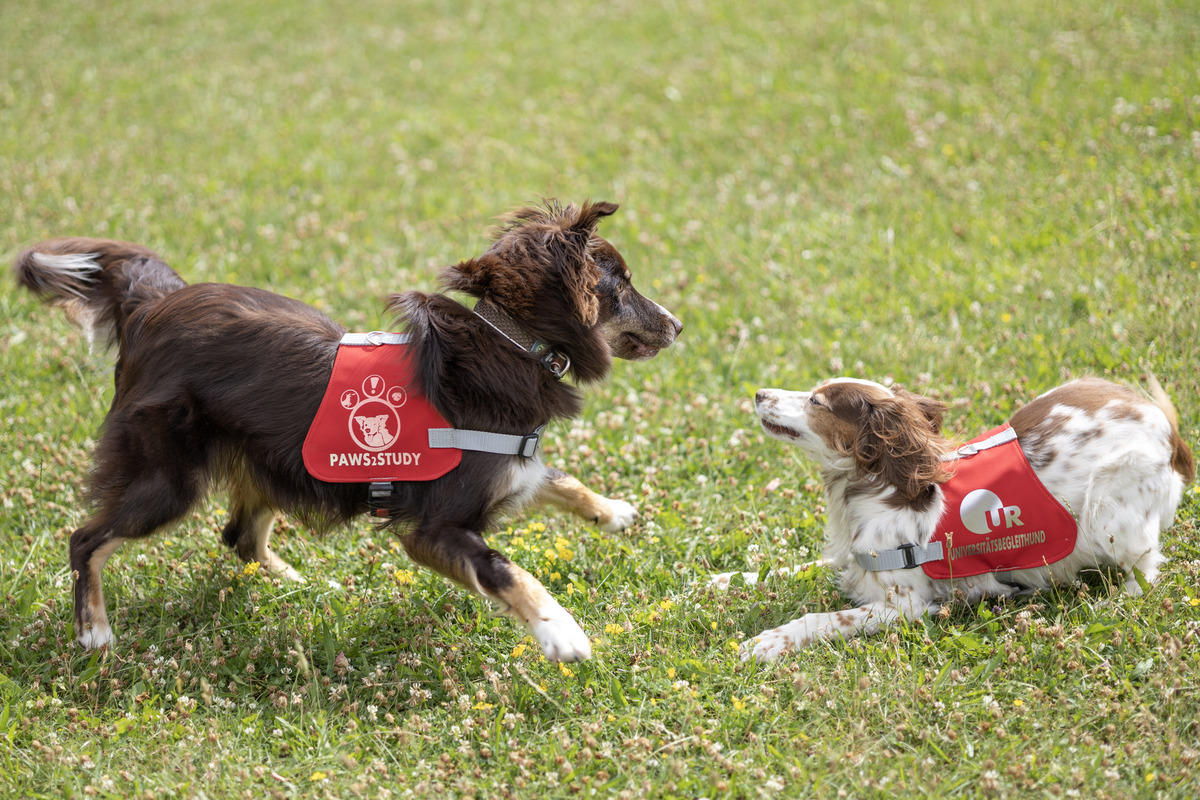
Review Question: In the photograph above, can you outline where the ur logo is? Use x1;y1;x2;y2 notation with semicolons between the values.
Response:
341;373;408;452
960;489;1024;535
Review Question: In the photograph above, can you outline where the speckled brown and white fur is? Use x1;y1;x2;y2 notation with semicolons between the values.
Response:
734;377;1194;661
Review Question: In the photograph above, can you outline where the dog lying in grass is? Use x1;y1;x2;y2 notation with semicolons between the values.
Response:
15;199;681;661
728;377;1193;661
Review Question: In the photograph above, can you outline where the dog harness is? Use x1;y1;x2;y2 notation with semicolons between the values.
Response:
302;332;545;514
854;424;1078;579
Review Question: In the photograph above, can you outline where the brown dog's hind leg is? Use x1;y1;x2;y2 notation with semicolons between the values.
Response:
401;525;591;662
72;467;203;648
534;468;637;532
221;475;303;582
70;525;127;649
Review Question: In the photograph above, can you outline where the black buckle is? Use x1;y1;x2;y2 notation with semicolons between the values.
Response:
897;542;919;569
518;432;540;458
368;481;394;518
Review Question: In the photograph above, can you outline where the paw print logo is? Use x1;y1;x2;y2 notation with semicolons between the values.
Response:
345;373;408;452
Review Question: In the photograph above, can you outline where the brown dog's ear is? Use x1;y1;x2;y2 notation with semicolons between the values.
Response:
440;254;504;297
571;200;618;234
557;202;614;326
562;255;600;326
854;395;951;505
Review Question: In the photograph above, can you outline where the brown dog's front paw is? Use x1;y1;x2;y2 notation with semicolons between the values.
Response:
599;499;637;532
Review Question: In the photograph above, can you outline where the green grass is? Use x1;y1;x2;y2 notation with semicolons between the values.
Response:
2;0;1199;797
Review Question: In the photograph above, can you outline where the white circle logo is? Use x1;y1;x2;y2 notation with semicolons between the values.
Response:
960;489;1004;535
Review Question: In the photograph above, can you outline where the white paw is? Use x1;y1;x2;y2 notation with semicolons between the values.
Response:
77;623;114;650
260;553;306;583
529;601;592;662
599;499;638;533
708;571;761;591
739;621;809;663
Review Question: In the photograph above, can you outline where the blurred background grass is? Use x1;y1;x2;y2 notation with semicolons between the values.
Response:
2;0;1198;797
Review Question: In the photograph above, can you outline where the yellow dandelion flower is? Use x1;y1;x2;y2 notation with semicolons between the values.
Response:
732;697;746;711
511;643;527;658
310;771;327;781
559;663;575;678
667;667;676;680
472;702;494;711
242;561;261;577
393;569;416;586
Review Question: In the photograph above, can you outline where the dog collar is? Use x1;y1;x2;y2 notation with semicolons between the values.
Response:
473;297;571;379
855;542;945;571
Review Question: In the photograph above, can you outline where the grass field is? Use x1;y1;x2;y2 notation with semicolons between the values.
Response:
2;0;1199;797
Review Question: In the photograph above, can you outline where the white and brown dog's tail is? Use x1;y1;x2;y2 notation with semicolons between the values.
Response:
14;237;187;348
1147;376;1196;486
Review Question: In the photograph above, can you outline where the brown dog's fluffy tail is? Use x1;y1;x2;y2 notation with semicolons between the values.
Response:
14;238;186;348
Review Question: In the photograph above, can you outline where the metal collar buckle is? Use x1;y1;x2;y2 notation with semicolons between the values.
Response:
539;349;570;380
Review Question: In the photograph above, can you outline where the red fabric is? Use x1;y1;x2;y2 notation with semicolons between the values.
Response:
302;341;461;483
922;424;1077;579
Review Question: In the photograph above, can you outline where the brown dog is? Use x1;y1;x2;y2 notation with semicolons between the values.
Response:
16;200;681;661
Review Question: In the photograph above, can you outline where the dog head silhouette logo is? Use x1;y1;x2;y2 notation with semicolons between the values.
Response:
345;373;407;452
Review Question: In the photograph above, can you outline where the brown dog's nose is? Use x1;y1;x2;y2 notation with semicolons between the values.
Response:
755;389;771;406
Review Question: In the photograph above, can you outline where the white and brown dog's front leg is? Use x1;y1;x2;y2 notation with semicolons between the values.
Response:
740;590;938;662
401;524;591;662
708;560;832;591
534;468;637;533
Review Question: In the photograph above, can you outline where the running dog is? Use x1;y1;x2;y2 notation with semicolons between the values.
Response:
15;200;681;661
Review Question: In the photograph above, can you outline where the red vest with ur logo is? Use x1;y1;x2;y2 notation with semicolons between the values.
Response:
921;424;1078;579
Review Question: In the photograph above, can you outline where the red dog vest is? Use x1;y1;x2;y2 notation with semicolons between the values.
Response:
302;334;462;483
922;424;1078;579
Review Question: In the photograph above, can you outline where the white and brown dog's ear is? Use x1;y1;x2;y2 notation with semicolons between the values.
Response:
891;385;948;433
855;394;951;505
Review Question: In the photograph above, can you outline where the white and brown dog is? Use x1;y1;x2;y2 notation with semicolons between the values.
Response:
730;377;1194;661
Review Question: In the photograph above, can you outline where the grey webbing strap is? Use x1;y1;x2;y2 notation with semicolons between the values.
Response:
854;542;945;571
942;425;1018;462
340;331;412;346
429;424;546;458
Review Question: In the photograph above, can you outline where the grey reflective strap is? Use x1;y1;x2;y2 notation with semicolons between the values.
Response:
942;425;1018;462
854;541;945;571
340;331;412;346
428;424;545;458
